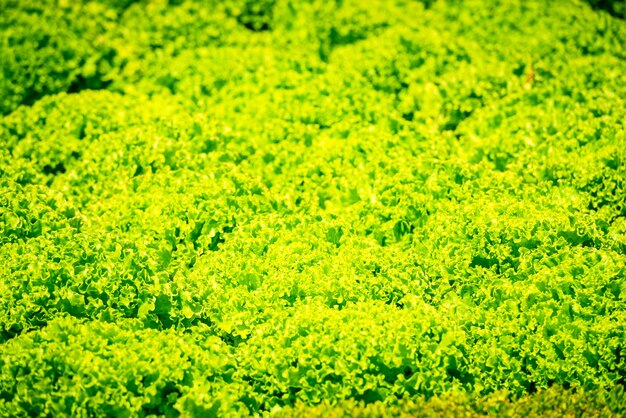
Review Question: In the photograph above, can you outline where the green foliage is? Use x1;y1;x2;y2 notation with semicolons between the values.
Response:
0;0;625;416
0;0;120;114
0;318;245;417
585;0;626;18
276;386;626;417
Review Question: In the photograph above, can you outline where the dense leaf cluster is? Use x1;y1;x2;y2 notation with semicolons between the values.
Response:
1;0;625;416
277;386;626;417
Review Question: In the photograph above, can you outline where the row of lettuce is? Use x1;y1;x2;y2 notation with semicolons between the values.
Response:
1;0;625;416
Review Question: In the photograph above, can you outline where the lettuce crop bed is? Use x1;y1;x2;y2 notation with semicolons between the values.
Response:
1;0;626;416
